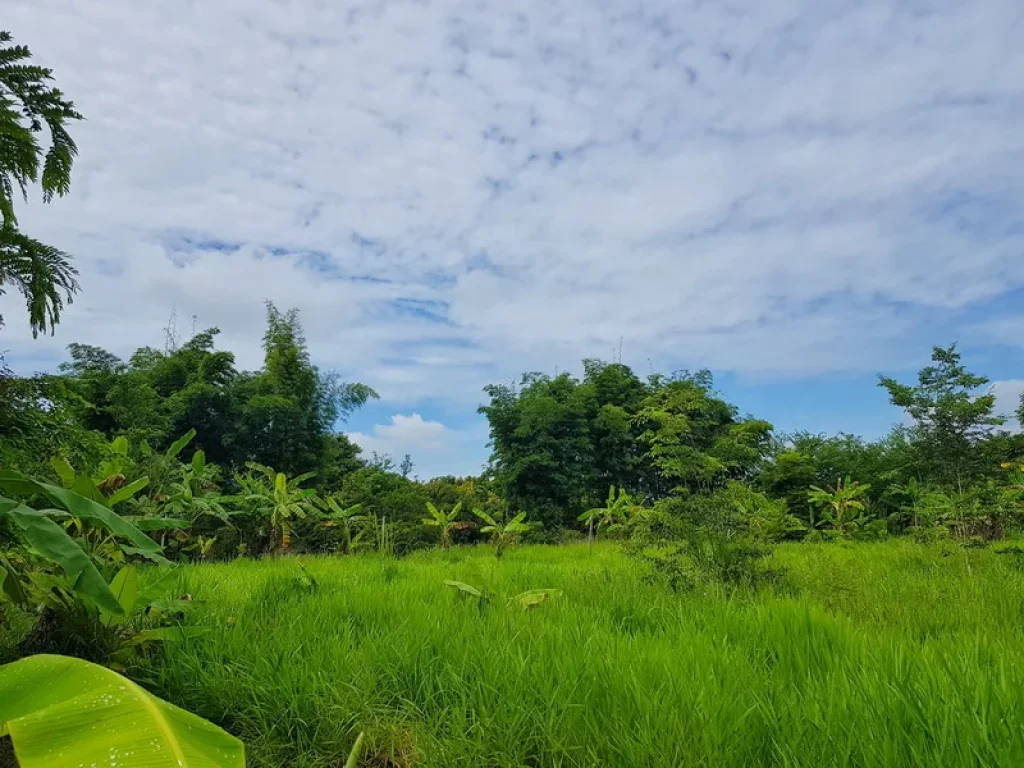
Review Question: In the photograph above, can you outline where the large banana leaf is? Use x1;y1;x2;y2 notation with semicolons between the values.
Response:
0;501;123;615
0;654;245;767
0;470;159;554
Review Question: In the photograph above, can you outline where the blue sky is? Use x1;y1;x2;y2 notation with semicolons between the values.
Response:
2;0;1023;479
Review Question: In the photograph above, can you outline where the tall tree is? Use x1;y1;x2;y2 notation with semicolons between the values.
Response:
633;371;772;496
879;345;1003;489
480;371;595;526
0;31;82;336
235;302;376;476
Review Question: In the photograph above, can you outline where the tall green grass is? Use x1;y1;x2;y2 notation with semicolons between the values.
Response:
138;542;1024;767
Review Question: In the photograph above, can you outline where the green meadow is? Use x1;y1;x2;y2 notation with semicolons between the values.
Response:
133;541;1024;768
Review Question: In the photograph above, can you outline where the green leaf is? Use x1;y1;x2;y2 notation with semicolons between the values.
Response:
345;732;366;768
292;471;317;486
166;429;197;459
513;589;560;609
102;565;139;626
0;558;26;606
0;471;160;554
191;449;206;475
119;546;173;567
0;654;245;767
0;504;122;615
106;477;150;507
136;569;181;608
473;508;498;528
49;457;76;488
444;580;482;597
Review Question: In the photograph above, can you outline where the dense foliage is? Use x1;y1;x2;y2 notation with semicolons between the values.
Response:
481;346;1024;544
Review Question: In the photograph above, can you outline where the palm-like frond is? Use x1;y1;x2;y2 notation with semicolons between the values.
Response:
0;31;82;336
0;228;78;336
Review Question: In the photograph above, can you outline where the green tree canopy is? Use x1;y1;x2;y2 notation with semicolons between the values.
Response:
879;344;1003;489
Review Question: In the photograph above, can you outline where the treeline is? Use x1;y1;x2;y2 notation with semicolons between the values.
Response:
4;299;1024;554
480;347;1024;541
1;303;507;559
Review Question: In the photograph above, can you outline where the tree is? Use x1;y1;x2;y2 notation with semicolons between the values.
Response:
0;31;82;336
422;501;463;550
234;303;377;476
231;464;319;552
317;497;366;553
480;372;595;526
472;509;532;558
53;307;376;482
807;477;871;534
633;371;772;495
879;345;1003;489
399;454;414;478
578;485;639;547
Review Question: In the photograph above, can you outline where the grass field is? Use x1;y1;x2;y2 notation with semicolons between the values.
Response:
123;540;1024;767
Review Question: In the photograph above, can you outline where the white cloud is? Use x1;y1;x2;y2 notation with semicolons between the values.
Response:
347;414;485;479
992;380;1024;432
2;0;1023;471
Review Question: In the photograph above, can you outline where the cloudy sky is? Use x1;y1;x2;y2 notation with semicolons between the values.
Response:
3;0;1024;478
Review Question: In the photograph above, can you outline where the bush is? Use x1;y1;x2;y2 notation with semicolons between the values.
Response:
624;490;783;590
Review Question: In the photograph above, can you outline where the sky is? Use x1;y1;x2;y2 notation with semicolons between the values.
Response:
2;0;1024;479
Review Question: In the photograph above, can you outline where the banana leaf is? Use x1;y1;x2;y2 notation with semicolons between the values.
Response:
0;470;159;554
0;654;245;767
0;502;123;615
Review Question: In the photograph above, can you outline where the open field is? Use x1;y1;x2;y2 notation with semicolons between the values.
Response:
130;541;1024;767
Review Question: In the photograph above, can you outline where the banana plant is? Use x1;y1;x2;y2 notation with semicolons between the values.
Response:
50;455;150;510
423;501;463;550
183;534;218;562
0;472;165;619
318;497;366;553
0;654;245;767
472;508;531;558
808;477;872;534
230;463;319;552
578;486;639;549
162;449;232;526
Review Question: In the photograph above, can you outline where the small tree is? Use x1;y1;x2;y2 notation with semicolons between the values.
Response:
473;509;531;558
232;464;319;552
578;485;641;548
318;497;365;553
422;501;462;550
807;477;871;534
879;345;1003;490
